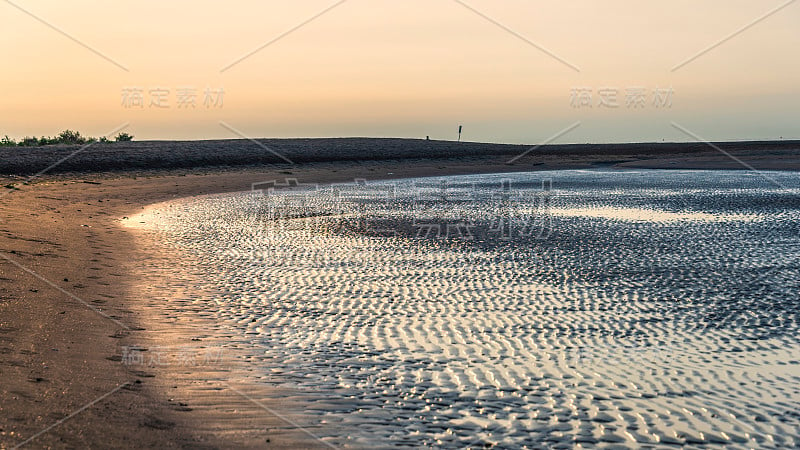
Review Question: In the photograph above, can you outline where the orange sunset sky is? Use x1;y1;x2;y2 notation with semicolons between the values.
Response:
1;0;798;143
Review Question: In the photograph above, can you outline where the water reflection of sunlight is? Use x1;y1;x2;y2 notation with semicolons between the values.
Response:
548;206;759;223
121;169;800;448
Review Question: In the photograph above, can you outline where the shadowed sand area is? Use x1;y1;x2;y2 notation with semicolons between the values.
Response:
0;139;799;448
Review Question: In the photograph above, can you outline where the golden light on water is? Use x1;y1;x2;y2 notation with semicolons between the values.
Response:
547;206;759;223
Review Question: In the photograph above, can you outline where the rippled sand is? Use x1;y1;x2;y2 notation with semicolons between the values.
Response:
124;170;800;448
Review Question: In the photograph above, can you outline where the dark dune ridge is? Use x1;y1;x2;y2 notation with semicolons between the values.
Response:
2;137;799;175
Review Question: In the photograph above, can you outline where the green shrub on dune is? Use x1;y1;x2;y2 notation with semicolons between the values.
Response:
19;136;40;146
57;129;86;145
0;135;15;147
115;132;133;142
0;130;132;147
38;136;58;145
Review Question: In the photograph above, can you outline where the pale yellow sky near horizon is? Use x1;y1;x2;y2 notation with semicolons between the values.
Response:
1;0;798;143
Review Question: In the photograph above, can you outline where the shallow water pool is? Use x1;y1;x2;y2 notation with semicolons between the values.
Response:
127;169;800;448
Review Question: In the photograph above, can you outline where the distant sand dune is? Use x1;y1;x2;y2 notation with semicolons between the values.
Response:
2;137;799;175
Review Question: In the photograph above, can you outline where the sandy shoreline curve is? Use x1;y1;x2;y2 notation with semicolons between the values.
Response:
1;143;798;448
0;157;568;449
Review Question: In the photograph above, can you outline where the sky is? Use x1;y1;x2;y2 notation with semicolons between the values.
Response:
1;0;798;144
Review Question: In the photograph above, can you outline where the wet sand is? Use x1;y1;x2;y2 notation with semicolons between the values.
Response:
126;170;800;447
0;157;574;448
1;139;799;448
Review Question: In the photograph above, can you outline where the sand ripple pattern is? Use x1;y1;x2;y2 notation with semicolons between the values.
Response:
127;170;800;448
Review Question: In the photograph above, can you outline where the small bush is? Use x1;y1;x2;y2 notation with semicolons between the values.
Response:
0;135;16;147
57;129;86;145
19;136;40;146
1;130;129;146
115;132;133;142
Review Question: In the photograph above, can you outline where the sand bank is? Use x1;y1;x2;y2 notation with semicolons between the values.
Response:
1;140;798;447
0;157;572;448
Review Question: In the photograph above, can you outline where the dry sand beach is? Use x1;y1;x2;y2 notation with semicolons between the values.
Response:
1;139;799;448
